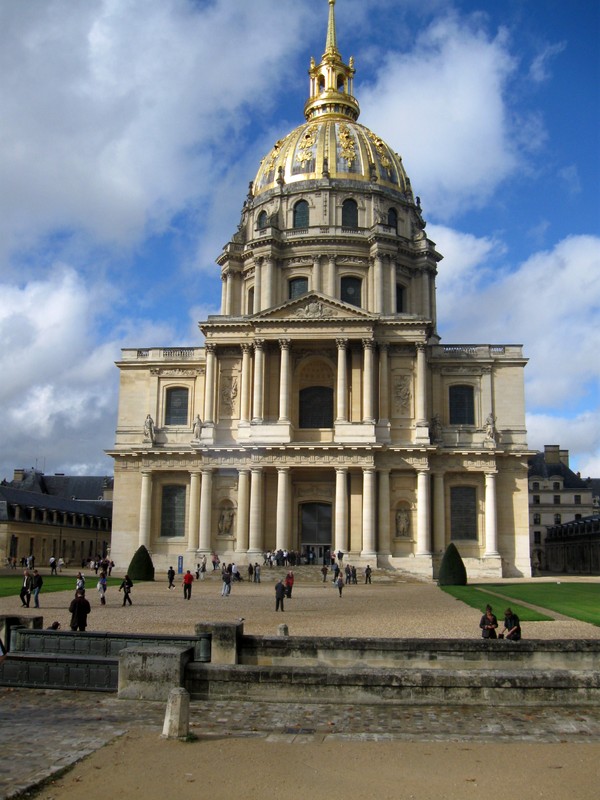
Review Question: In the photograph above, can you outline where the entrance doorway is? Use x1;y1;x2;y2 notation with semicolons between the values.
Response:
300;502;332;565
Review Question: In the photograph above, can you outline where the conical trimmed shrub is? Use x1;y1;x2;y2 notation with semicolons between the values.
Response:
438;542;467;585
127;545;155;581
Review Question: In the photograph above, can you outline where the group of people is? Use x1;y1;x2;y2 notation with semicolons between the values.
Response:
19;569;43;608
479;604;522;640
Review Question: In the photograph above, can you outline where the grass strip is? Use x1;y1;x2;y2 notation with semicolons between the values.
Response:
441;585;553;622
0;575;122;598
480;582;600;627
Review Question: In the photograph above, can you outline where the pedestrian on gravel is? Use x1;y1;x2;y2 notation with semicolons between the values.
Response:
119;575;133;606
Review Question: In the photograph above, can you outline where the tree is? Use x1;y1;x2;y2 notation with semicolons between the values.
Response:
438;542;467;585
127;545;155;581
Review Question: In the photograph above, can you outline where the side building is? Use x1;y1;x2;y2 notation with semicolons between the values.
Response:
109;0;532;579
0;469;113;567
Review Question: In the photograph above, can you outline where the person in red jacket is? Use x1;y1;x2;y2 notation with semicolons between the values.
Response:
182;569;194;600
284;571;295;598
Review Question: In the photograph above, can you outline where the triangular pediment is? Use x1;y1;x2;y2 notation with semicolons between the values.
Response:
254;292;375;322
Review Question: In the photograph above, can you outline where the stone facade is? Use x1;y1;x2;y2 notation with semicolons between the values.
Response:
109;1;531;580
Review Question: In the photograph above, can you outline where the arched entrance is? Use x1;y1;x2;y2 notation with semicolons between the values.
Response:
300;502;332;565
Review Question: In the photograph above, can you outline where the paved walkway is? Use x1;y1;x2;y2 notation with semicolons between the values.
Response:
1;687;600;799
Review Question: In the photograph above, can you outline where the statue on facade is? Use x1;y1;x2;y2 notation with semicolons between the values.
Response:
485;413;498;443
396;509;410;537
430;413;443;442
218;508;235;535
143;414;155;444
192;414;203;440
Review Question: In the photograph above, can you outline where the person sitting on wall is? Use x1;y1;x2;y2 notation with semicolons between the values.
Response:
501;607;522;640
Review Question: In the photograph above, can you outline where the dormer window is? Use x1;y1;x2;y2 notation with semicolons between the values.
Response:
341;276;361;307
342;198;358;228
293;200;309;229
257;210;268;229
289;277;308;300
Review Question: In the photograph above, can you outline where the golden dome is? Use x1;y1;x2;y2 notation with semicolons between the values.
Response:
252;1;411;200
253;118;411;197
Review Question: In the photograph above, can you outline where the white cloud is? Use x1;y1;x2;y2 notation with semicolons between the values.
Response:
359;13;524;218
527;411;600;481
528;41;566;83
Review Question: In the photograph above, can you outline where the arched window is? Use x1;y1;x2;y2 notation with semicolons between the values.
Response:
396;284;405;313
450;486;477;540
165;387;189;425
388;208;398;230
341;276;362;307
247;287;254;315
257;210;267;229
299;386;334;428
337;74;345;93
293;200;309;229
449;385;475;425
161;485;186;537
289;277;308;300
319;76;325;93
342;198;358;228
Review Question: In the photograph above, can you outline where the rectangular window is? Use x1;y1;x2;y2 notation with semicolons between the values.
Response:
449;385;475;425
574;495;581;504
534;531;541;544
450;486;477;540
161;485;186;537
553;495;560;505
533;495;540;504
165;387;189;426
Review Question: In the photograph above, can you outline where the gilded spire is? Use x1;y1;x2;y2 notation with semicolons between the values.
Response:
304;0;360;122
325;0;338;57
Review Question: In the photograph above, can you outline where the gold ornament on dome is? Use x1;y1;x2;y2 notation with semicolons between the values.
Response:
338;123;356;167
263;139;285;175
296;125;318;165
367;131;391;169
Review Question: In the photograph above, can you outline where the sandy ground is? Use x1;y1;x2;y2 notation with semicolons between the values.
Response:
30;732;600;800
4;569;600;800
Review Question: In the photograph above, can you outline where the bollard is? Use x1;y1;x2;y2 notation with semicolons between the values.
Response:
161;687;190;739
277;623;289;637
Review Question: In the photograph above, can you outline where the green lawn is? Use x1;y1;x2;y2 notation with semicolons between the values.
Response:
0;575;121;598
441;585;553;622
442;582;600;626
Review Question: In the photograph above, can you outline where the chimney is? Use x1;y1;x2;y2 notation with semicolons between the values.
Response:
544;445;561;464
13;469;25;482
559;449;569;467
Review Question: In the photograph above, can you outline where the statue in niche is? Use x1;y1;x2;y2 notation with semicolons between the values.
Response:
218;507;235;535
430;413;443;442
485;413;498;443
396;509;411;537
393;376;411;414
143;415;155;444
191;414;203;440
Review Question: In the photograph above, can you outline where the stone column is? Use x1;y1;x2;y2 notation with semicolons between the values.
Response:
378;468;391;555
415;343;427;426
432;472;446;554
278;339;291;422
373;253;383;314
484;471;499;556
276;467;291;551
335;467;348;553
198;468;213;551
361;467;377;556
203;343;217;424
422;269;431;318
336;338;348;422
328;255;336;297
139;470;152;549
187;471;201;551
240;343;252;424
378;343;390;423
254;259;262;313
235;468;250;553
362;339;375;423
220;272;227;315
264;257;274;309
225;269;234;315
416;469;430;555
248;467;263;554
312;254;321;293
252;339;265;423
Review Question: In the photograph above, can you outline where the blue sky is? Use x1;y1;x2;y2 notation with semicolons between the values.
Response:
0;0;599;480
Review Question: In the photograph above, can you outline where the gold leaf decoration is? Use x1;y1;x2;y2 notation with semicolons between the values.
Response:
367;131;391;169
338;123;356;167
296;125;318;165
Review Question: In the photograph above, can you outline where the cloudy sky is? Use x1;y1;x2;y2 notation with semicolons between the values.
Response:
1;0;598;481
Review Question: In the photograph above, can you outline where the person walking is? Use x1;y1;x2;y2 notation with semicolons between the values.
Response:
321;564;328;582
285;571;295;599
97;572;107;605
167;566;175;589
275;579;286;612
49;556;57;575
19;570;33;607
69;590;91;631
364;565;372;584
253;563;261;583
31;570;43;608
182;570;194;600
119;575;133;606
75;572;86;592
336;574;344;597
221;570;231;597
